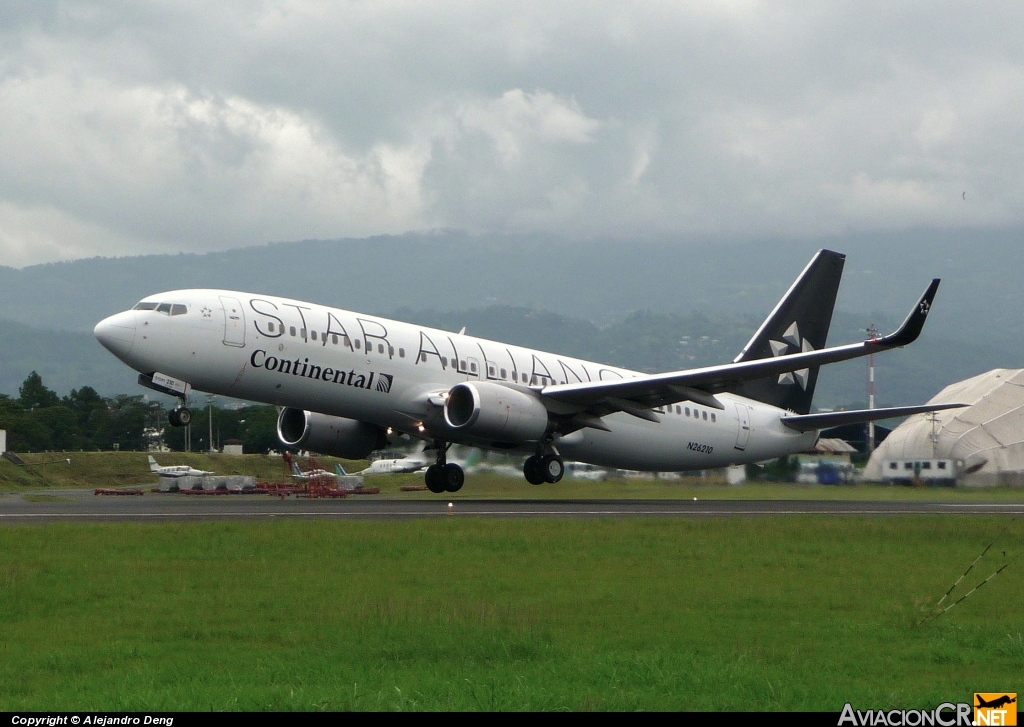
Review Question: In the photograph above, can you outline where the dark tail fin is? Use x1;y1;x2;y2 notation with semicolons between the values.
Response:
730;249;845;415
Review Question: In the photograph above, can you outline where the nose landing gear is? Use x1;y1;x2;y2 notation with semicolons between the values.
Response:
168;406;192;427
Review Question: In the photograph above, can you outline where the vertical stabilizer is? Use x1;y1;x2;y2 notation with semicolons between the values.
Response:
730;249;845;415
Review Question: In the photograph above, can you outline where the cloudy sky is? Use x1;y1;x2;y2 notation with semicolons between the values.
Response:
1;1;1022;267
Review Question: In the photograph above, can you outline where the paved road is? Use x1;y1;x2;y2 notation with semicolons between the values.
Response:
1;491;1022;522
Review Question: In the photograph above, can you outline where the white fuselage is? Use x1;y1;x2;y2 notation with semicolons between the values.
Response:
96;290;817;470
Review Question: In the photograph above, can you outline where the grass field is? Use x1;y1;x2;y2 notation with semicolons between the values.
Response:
0;517;1020;711
3;451;1024;501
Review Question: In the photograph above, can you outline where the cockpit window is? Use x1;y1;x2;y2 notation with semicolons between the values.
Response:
157;303;172;314
133;302;159;310
170;304;188;316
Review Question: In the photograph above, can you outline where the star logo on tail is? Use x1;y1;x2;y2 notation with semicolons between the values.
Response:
770;322;813;390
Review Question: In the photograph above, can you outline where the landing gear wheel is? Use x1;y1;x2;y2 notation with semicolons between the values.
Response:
443;463;465;493
523;455;546;485
541;454;564;483
168;407;191;427
425;464;446;493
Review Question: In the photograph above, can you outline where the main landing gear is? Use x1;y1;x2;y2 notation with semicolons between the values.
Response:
168;405;192;427
523;453;564;485
424;440;464;494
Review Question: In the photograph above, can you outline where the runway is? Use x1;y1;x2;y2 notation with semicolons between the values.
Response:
1;491;1023;522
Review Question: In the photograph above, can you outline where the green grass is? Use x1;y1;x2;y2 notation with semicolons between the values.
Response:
0;517;1020;710
3;451;1024;501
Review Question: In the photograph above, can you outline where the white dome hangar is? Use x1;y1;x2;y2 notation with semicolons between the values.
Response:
865;369;1024;486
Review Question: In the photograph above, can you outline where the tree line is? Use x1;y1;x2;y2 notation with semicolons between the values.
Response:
0;371;280;453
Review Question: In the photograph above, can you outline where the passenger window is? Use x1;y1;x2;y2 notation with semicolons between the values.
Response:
343;336;350;347
399;348;405;358
441;357;448;366
355;340;361;349
676;406;681;414
300;329;307;339
378;344;384;354
470;362;477;373
702;411;707;420
501;369;507;378
157;303;172;314
170;304;187;316
268;322;276;333
938;461;946;470
889;462;898;470
905;463;913;470
488;366;495;376
388;345;394;356
922;461;931;469
460;360;466;370
711;413;716;423
420;352;427;362
290;326;296;337
311;331;318;341
332;334;338;345
685;407;690;416
133;302;159;310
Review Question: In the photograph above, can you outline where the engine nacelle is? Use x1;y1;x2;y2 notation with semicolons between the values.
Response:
277;408;388;459
444;381;549;443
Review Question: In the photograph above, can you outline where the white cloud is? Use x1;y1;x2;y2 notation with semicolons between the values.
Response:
2;1;1024;264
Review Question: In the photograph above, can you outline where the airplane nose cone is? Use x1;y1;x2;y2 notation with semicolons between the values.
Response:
94;311;137;360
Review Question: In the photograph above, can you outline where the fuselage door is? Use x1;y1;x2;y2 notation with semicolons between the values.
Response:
219;296;246;347
734;402;751;451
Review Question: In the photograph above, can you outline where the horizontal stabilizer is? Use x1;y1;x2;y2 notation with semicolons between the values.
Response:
780;402;967;432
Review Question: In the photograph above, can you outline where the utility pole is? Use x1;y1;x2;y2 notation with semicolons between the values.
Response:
207;394;216;454
928;411;940;459
866;324;879;454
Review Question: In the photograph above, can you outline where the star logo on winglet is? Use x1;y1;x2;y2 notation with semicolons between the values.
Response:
769;322;812;390
919;300;930;315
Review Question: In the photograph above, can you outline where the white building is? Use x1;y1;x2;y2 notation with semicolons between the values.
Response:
865;369;1024;486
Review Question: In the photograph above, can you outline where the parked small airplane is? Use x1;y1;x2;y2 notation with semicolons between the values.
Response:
148;455;213;478
289;461;338;480
354;441;431;475
98;250;964;495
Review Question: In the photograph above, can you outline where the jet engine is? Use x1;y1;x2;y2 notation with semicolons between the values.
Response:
276;408;388;459
443;381;549;443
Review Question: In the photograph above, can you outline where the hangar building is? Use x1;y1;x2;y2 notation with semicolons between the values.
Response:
865;369;1024;486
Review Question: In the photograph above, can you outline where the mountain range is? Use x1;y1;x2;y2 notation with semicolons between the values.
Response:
0;228;1018;412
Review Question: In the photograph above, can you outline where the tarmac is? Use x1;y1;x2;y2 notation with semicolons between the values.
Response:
1;488;1023;522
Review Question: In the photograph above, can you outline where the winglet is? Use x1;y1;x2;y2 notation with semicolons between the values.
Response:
875;278;940;348
335;463;348;476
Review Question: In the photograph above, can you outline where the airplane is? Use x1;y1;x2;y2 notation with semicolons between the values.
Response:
352;441;431;475
975;695;1016;710
338;443;481;476
96;249;965;495
148;455;213;478
289;461;338;480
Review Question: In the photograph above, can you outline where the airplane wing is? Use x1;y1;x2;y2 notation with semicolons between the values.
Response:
541;279;939;420
779;403;967;432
